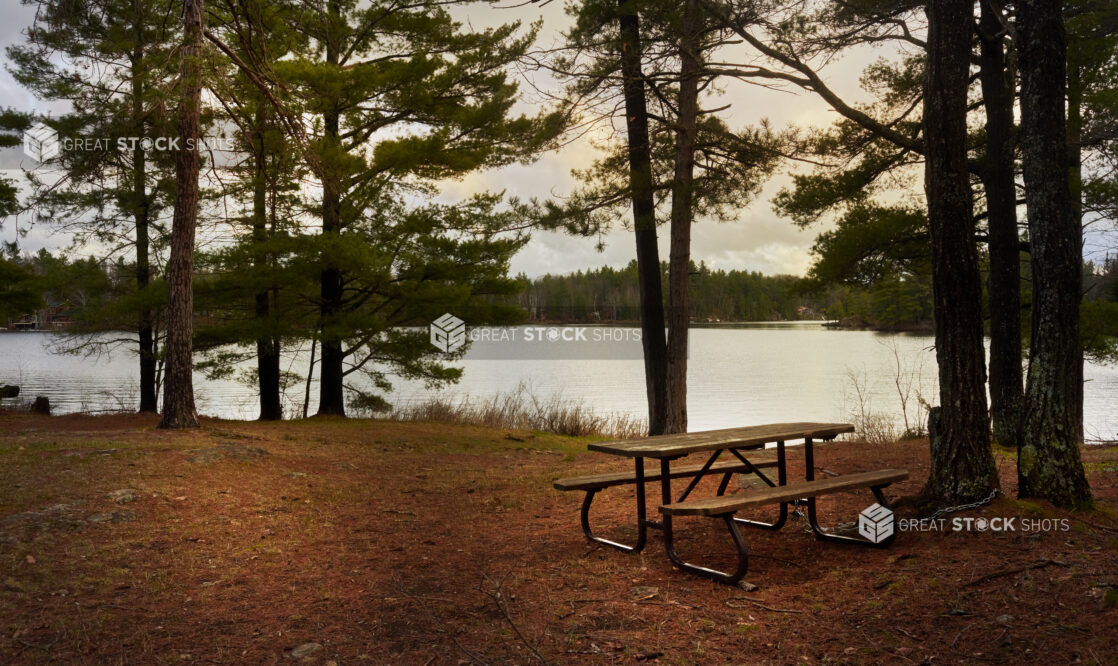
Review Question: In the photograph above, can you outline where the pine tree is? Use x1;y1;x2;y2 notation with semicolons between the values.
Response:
195;0;308;420
260;0;561;416
8;0;181;413
159;0;205;429
1016;0;1093;508
546;0;784;433
978;0;1024;450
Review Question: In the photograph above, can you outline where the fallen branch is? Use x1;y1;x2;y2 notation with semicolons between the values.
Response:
725;596;802;614
636;600;701;609
952;622;975;648
963;559;1068;587
1079;520;1118;534
895;627;923;642
480;572;551;665
15;637;57;652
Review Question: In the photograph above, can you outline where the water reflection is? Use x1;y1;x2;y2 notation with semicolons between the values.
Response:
1;325;1115;442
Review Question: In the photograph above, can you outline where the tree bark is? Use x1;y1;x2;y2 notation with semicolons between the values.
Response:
131;15;157;414
1016;0;1092;508
978;0;1023;449
617;0;668;435
304;330;317;419
253;101;282;421
665;0;702;435
919;0;998;504
1066;57;1084;444
159;0;204;429
316;0;346;417
134;106;157;413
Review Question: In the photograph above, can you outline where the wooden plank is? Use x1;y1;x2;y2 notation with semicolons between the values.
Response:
553;458;779;491
659;469;909;516
588;422;855;459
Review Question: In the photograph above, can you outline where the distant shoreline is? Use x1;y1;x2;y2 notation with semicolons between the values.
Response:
517;319;834;327
823;317;935;333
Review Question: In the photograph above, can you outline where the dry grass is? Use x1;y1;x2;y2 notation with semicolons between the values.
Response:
383;383;646;439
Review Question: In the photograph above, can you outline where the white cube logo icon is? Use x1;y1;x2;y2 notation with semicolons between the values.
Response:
430;313;465;352
23;122;59;162
858;503;894;543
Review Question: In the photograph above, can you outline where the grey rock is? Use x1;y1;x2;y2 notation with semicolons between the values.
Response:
87;510;135;523
2;512;43;526
107;489;138;504
2;508;85;532
286;643;322;659
188;450;225;464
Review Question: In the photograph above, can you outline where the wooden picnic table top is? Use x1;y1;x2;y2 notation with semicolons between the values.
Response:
587;422;855;459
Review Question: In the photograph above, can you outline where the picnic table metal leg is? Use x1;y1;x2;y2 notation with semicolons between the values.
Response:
728;442;788;531
579;457;649;553
805;485;897;547
676;450;723;502
661;458;749;584
801;436;896;546
716;472;733;496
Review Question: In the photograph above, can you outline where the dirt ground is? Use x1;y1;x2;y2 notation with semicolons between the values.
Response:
0;411;1116;665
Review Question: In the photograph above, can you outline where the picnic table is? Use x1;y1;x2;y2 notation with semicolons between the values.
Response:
554;422;907;584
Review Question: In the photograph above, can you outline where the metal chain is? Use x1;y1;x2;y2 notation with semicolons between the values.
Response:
923;487;1000;522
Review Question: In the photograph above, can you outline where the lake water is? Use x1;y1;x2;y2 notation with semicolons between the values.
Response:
1;324;1116;441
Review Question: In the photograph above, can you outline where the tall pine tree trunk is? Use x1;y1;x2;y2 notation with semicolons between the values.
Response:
317;0;346;417
919;0;998;505
131;26;157;414
665;0;701;435
617;0;668;435
978;0;1023;449
1066;58;1084;444
253;101;282;421
1016;0;1092;508
159;0;204;429
134;130;157;413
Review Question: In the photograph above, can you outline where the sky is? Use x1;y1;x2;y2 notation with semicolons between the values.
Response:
0;1;907;278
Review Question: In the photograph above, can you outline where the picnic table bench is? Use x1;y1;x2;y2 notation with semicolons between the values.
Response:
554;422;908;584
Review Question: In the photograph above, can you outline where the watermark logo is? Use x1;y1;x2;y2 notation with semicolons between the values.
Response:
421;312;652;360
430;313;466;352
858;503;895;543
23;122;59;162
898;515;1070;533
7;130;239;168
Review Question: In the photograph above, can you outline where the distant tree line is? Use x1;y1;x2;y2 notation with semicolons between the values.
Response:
515;261;812;323
8;246;1115;360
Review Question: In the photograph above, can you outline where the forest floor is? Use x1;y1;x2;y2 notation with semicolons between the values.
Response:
0;411;1116;665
